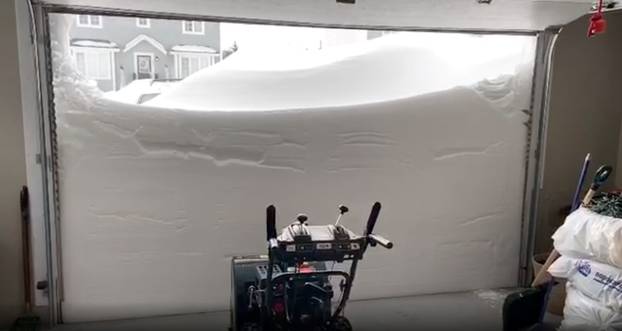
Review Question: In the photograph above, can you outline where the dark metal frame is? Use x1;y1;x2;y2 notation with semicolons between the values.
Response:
517;29;560;285
268;271;353;320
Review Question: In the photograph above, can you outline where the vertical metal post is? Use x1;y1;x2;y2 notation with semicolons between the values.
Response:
264;249;275;329
518;27;560;286
28;0;63;326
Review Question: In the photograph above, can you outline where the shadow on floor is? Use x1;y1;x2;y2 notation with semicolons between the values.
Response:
52;290;562;331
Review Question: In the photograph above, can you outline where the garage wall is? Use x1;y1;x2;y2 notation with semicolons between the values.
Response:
0;0;26;328
536;10;622;254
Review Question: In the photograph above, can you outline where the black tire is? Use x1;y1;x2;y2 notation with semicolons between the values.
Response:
241;322;261;331
330;316;352;331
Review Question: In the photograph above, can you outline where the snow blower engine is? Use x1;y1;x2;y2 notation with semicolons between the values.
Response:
230;202;393;331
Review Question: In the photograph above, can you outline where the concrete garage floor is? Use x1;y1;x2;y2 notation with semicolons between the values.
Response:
52;290;562;331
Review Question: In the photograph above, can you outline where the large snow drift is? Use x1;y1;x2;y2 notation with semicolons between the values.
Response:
52;20;535;322
148;33;534;111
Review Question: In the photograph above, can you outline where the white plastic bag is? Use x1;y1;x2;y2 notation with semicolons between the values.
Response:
560;283;622;331
553;207;622;268
549;256;622;310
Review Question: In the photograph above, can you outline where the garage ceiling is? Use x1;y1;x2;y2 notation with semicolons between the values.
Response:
36;0;602;32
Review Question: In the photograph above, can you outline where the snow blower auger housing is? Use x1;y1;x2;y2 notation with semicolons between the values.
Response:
230;202;393;331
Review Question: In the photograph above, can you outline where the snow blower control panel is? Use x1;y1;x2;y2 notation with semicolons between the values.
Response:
276;219;367;262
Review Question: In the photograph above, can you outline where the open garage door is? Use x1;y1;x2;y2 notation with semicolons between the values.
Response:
26;1;559;324
49;12;538;322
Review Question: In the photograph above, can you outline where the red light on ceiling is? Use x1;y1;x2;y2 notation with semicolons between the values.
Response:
588;0;608;37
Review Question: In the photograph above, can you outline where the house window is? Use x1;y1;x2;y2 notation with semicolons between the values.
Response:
182;21;205;35
136;18;150;28
73;49;112;80
76;15;103;28
176;54;217;78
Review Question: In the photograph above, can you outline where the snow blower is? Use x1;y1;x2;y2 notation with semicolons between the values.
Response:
230;202;393;331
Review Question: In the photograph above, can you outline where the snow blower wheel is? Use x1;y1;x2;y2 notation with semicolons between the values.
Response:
230;202;393;331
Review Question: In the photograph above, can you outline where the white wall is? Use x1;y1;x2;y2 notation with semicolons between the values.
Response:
0;0;26;328
536;10;622;254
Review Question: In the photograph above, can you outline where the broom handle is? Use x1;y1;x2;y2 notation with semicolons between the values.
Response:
582;189;598;206
531;250;560;287
20;186;33;312
571;154;591;210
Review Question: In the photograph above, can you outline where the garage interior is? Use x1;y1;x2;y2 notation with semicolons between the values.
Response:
1;0;622;330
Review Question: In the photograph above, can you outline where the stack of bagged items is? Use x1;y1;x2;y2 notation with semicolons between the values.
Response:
548;200;622;330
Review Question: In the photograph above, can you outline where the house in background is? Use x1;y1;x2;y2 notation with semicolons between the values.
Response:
61;15;220;92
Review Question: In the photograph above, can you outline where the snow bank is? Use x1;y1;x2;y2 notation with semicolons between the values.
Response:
104;79;177;104
51;19;535;322
58;89;530;321
148;32;534;112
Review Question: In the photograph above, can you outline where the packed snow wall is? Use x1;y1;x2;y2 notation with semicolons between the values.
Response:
50;14;536;322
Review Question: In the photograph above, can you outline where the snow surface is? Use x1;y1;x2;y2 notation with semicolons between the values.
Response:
51;16;535;322
171;45;218;53
148;33;535;111
104;79;177;104
474;289;514;309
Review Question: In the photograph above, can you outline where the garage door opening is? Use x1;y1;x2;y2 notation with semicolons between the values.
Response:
47;12;537;322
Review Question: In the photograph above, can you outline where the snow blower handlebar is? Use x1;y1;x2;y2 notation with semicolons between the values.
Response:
368;234;393;249
365;202;393;249
264;205;278;329
264;202;392;251
266;205;278;248
365;202;381;235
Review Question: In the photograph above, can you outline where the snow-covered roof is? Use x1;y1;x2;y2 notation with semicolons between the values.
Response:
123;34;167;54
71;39;119;49
170;45;218;54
